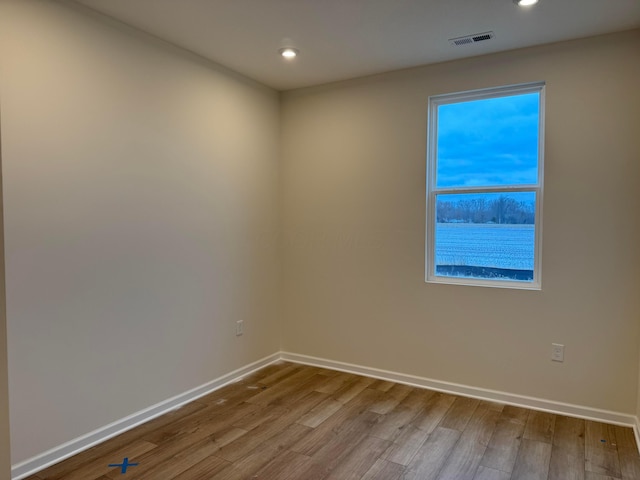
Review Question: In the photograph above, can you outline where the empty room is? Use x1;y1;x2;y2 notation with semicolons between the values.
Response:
1;0;640;479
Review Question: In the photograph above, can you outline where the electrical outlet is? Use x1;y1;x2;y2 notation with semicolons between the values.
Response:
551;343;564;362
236;320;244;336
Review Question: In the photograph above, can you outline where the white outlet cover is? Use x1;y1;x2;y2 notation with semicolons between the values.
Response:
551;343;564;362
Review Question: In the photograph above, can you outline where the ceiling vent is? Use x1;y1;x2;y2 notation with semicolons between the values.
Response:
449;31;495;46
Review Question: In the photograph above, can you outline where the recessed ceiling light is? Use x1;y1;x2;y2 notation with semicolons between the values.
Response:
514;0;539;6
278;47;299;59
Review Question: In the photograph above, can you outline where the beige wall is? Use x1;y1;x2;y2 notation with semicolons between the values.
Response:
281;30;640;414
0;117;11;480
0;0;281;464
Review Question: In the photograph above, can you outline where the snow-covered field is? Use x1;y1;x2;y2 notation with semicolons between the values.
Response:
435;223;534;270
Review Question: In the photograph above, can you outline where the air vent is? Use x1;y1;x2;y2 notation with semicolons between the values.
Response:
449;31;495;46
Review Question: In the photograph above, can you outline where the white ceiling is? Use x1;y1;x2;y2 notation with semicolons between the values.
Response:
73;0;640;91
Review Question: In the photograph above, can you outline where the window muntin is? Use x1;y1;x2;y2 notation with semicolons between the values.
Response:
426;83;544;289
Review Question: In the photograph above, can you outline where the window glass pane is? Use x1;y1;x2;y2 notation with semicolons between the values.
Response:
435;192;535;281
436;93;539;188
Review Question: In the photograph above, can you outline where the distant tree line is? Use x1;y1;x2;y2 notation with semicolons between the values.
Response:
437;196;535;224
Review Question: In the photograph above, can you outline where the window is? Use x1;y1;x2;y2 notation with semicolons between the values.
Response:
426;82;545;289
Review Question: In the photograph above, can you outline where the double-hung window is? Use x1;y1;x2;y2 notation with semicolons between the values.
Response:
426;82;545;289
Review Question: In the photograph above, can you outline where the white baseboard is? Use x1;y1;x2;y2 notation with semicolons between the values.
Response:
11;352;281;480
12;350;640;478
281;351;639;429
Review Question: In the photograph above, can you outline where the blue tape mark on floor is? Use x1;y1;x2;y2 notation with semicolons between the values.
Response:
108;457;139;474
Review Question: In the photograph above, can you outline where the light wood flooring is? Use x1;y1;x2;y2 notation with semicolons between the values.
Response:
28;362;640;480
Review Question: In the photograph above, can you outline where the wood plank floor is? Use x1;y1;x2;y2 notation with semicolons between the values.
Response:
28;362;640;480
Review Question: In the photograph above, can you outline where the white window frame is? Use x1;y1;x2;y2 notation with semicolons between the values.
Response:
425;82;545;289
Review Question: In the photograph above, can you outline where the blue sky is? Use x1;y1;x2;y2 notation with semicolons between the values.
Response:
436;92;540;188
436;191;535;205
